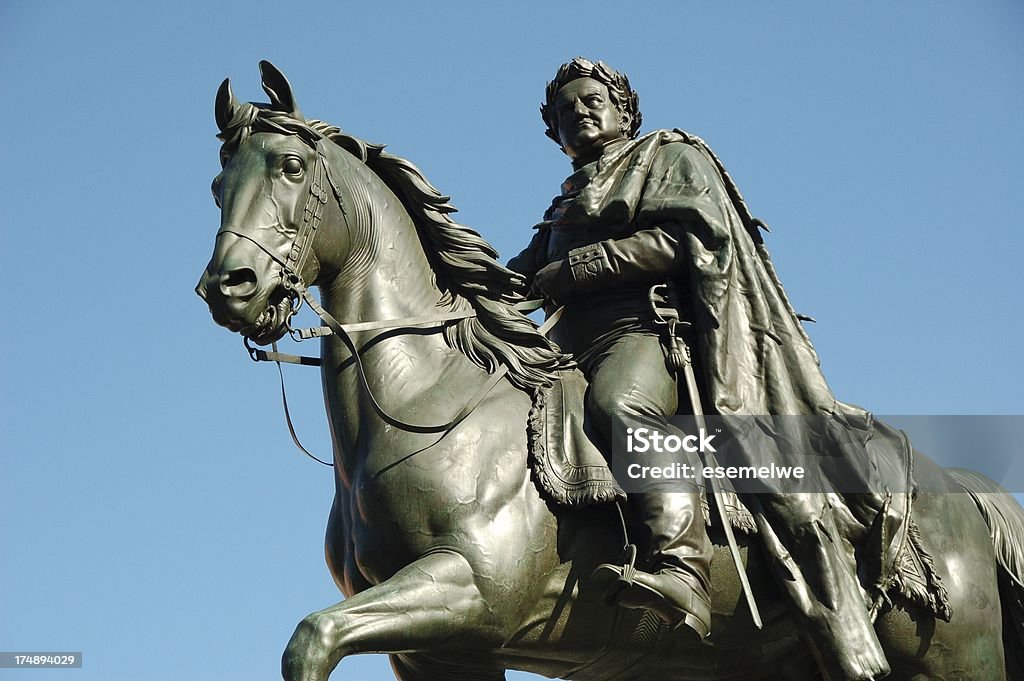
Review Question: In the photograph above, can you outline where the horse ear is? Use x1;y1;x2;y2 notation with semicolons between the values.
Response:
259;60;302;119
215;78;239;133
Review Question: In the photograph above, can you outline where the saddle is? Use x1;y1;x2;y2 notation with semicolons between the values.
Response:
527;373;952;622
527;370;755;530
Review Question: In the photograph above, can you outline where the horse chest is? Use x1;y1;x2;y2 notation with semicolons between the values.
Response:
337;420;532;585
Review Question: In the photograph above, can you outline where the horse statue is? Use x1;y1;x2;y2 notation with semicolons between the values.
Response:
197;62;1024;681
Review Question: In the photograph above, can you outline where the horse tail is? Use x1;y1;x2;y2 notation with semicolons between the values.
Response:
947;467;1024;677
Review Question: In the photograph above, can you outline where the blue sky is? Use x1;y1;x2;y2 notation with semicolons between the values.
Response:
2;1;1022;679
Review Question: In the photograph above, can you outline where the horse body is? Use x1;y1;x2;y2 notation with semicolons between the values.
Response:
198;63;1022;681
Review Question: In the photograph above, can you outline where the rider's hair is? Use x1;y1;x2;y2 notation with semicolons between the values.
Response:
540;57;642;149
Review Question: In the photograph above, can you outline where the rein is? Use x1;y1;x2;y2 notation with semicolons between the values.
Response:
253;293;554;467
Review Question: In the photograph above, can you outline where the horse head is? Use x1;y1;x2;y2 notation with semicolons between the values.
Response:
196;61;349;345
196;62;561;391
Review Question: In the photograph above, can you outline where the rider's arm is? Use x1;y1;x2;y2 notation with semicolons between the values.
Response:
529;223;686;301
532;141;730;302
564;224;687;292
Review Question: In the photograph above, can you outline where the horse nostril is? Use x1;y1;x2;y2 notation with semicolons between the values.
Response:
219;267;259;299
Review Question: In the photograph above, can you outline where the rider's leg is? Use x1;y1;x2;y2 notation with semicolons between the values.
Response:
581;330;712;638
615;489;713;638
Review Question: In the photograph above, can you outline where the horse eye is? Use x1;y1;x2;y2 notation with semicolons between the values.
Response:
282;157;303;175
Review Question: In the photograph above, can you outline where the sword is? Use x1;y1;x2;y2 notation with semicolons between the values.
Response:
650;285;763;629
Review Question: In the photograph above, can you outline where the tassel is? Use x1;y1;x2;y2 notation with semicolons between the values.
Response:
665;324;691;373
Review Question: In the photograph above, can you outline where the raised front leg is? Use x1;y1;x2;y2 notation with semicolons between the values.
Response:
282;550;507;681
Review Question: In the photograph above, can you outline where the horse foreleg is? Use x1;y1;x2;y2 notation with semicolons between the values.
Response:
281;550;506;681
389;652;506;681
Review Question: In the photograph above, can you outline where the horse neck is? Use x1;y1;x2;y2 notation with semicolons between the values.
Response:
315;151;476;477
319;158;446;322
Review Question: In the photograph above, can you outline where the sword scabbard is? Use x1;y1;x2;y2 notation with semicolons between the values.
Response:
677;335;764;630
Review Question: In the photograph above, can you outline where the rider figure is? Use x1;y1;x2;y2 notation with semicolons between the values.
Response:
509;57;890;681
509;59;713;641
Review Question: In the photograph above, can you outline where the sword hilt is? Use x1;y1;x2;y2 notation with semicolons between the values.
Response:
649;283;693;373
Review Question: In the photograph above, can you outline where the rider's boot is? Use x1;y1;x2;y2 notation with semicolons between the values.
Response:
593;490;712;639
758;493;891;681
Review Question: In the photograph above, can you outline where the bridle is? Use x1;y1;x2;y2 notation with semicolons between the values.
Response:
215;135;557;464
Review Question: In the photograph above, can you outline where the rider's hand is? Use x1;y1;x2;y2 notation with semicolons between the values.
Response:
531;259;573;303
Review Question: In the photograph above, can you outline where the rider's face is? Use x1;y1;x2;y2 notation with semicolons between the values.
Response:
555;77;627;164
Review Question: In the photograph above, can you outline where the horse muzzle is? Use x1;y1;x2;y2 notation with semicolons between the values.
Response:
197;268;294;344
196;266;258;325
196;231;294;344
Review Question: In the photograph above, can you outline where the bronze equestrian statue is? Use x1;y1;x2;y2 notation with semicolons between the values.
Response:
196;60;1024;681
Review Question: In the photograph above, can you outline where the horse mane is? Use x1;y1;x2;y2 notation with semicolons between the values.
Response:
218;105;571;392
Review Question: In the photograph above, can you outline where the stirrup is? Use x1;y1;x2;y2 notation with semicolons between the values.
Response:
592;544;639;602
592;544;711;640
615;571;712;639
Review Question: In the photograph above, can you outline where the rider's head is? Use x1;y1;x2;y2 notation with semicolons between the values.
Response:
541;57;642;162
